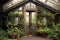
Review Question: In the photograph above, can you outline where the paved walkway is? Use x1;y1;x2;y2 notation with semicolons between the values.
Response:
19;36;53;40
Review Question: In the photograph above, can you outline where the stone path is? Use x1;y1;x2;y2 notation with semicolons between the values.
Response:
19;36;53;40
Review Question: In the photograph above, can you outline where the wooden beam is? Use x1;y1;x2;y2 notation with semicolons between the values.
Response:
22;5;27;35
29;12;32;34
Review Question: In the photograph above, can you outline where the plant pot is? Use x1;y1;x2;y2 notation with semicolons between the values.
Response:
40;32;46;37
10;34;16;39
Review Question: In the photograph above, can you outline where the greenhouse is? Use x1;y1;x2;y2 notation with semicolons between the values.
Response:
0;0;60;40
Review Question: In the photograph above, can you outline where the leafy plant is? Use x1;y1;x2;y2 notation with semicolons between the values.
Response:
18;13;24;18
7;26;21;35
7;26;25;38
8;13;17;18
47;23;60;40
0;29;9;40
46;13;55;21
37;21;42;27
20;29;24;37
37;25;50;33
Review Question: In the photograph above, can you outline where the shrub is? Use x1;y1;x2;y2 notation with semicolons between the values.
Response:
20;29;24;37
47;23;60;40
0;29;9;40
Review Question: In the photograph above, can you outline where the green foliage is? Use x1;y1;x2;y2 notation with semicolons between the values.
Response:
7;26;24;37
8;13;16;18
20;29;24;37
18;13;24;24
37;23;60;40
46;13;55;20
48;30;60;40
0;29;9;40
37;25;50;33
37;7;60;40
7;12;24;37
18;13;24;18
8;12;24;26
47;23;60;40
55;23;60;30
37;21;42;27
8;12;24;18
7;26;21;35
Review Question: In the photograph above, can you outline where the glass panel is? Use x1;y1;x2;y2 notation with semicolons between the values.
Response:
7;7;23;26
32;12;36;24
25;12;29;26
15;17;18;25
37;0;60;11
3;0;24;11
38;0;46;2
25;12;29;33
25;3;36;12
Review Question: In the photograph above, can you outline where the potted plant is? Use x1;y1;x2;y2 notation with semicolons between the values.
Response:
0;29;9;40
37;25;50;37
7;26;21;39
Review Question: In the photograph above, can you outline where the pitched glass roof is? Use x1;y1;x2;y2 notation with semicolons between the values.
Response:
3;0;60;12
38;0;60;11
3;0;24;11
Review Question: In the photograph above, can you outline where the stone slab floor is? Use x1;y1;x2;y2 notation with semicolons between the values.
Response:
19;36;53;40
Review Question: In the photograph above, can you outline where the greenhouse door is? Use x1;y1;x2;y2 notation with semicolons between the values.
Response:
25;12;37;35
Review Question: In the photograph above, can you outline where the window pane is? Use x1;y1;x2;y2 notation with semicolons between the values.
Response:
3;0;24;11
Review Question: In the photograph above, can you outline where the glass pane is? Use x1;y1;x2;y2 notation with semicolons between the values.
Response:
32;12;36;24
15;17;18;25
3;0;24;11
26;12;29;26
7;7;23;26
25;3;36;12
37;0;60;11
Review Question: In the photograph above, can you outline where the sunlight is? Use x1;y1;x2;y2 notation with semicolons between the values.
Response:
25;2;36;11
26;12;29;25
38;0;46;2
25;12;36;25
32;12;36;24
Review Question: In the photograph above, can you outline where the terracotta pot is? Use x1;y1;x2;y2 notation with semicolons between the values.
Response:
40;32;46;37
10;34;16;39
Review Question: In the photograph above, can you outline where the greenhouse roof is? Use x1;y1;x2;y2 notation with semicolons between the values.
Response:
2;0;60;13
